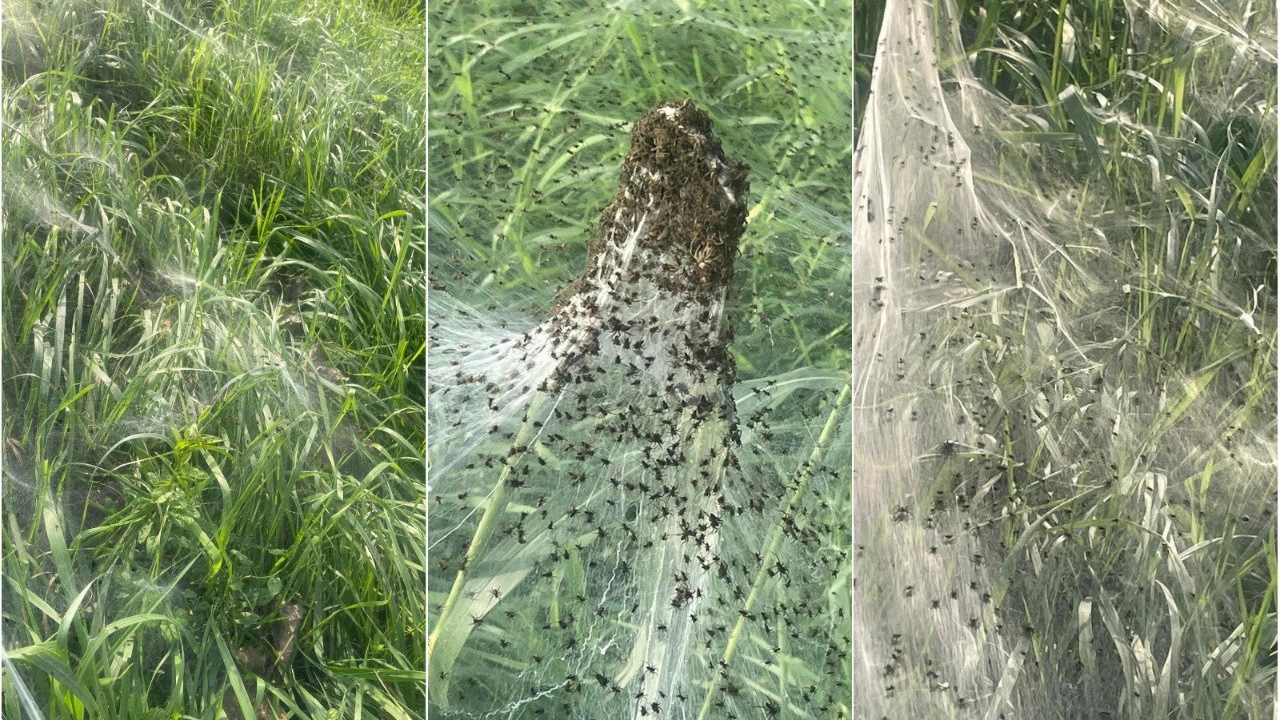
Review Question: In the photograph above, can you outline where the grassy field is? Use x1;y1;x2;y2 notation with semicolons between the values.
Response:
2;1;425;718
427;0;851;717
856;0;1276;718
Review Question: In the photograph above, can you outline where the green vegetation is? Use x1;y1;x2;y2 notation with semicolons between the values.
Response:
428;0;851;717
856;0;1276;717
2;1;425;718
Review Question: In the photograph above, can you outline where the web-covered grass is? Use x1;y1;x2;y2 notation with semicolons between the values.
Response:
2;1;425;718
428;1;852;718
855;0;1275;717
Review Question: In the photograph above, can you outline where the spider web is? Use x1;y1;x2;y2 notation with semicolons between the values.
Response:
428;100;850;719
855;0;1275;717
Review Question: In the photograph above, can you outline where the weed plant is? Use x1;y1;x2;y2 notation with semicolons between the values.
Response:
428;1;852;718
855;0;1276;718
2;1;425;718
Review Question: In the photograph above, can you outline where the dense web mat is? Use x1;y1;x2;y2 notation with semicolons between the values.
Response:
856;0;1275;718
854;1;1036;714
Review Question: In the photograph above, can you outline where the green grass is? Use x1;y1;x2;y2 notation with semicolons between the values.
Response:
427;0;852;717
2;1;425;718
856;0;1276;717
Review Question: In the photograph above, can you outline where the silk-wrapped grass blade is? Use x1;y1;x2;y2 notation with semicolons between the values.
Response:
428;100;850;718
